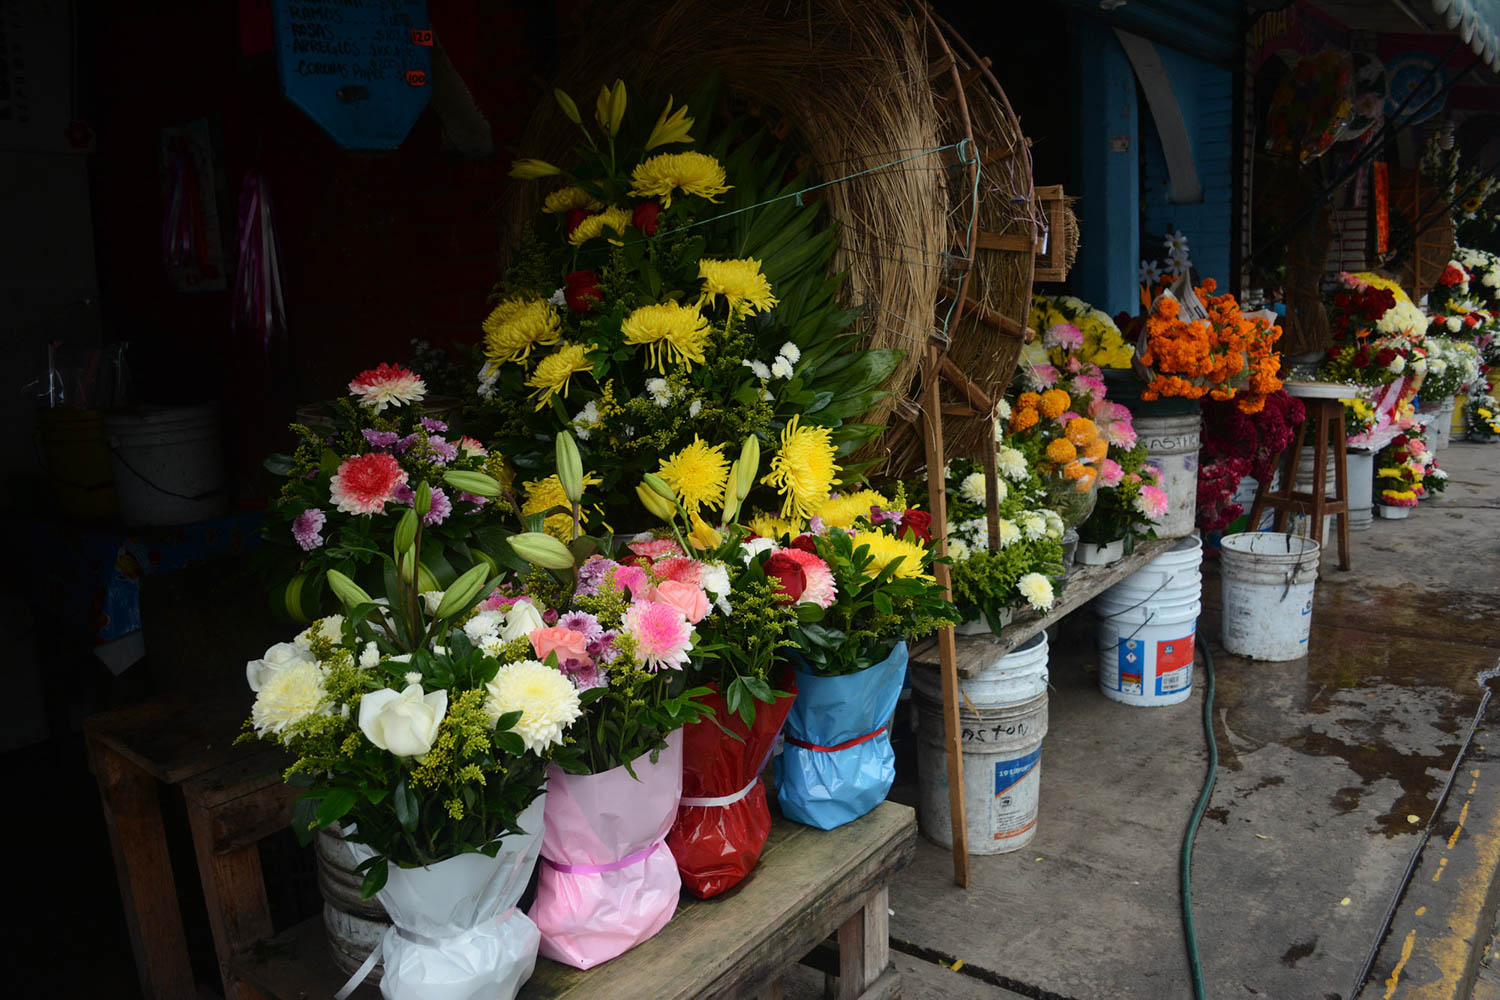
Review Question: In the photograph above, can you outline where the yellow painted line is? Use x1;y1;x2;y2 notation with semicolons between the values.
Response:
1449;801;1471;850
1417;906;1428;916
1433;857;1449;883
1385;929;1417;998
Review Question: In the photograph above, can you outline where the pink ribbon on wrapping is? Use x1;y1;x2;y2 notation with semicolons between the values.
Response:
542;840;661;875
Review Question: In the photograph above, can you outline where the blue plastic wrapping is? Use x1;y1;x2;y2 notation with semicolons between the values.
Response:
775;641;907;830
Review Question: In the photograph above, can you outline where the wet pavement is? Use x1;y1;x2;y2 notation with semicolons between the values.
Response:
878;442;1500;999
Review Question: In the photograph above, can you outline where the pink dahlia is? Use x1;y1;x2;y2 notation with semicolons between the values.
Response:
1099;459;1124;489
629;536;683;561
291;508;326;551
623;600;693;671
778;548;837;609
1135;484;1169;521
653;555;704;585
347;363;427;413
329;453;408;515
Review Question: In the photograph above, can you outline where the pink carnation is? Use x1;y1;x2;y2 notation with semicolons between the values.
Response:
630;536;684;561
613;564;651;601
1074;375;1107;402
347;363;426;413
653;555;705;585
291;508;326;551
778;548;837;609
329;452;408;515
1044;322;1085;351
1135;485;1169;521
1030;364;1060;388
457;436;488;458
623;600;693;671
1105;418;1137;449
1099;459;1124;489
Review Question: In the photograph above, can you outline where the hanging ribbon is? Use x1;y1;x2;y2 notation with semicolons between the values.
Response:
232;169;287;355
161;140;208;274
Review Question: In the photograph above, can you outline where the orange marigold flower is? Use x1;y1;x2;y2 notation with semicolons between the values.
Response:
1017;392;1041;412
1076;466;1098;490
1083;438;1108;462
1046;438;1078;464
1040;389;1070;419
1062;460;1087;480
1010;408;1039;432
1065;417;1100;447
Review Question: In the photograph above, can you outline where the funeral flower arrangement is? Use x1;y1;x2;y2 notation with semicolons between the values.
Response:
1429;256;1500;369
261;363;506;622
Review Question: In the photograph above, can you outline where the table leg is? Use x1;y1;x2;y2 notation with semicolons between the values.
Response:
88;737;196;1000
833;886;890;1000
185;794;275;1000
1332;418;1352;570
756;977;785;1000
1310;409;1330;552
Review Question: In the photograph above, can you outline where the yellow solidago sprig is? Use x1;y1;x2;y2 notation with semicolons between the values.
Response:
761;415;840;519
567;205;632;247
621;301;711;373
854;528;933;580
699;258;778;319
628;151;731;209
526;342;594;409
542;186;603;213
646;96;695;150
657;437;730;514
482;297;562;366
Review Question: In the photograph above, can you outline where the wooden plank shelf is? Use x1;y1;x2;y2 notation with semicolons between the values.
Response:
910;536;1177;678
227;802;917;1000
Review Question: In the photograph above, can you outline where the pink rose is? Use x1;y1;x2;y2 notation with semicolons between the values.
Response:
529;627;592;669
650;580;711;624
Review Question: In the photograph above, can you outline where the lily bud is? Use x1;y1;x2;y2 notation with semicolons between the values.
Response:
507;531;577;570
556;431;584;504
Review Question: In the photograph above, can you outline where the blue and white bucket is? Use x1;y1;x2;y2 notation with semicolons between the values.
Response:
1095;536;1203;707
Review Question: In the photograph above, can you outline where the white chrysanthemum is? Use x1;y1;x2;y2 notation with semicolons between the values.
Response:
1447;315;1463;332
994;398;1011;424
477;364;500;400
995;518;1021;548
770;356;795;380
464;609;505;644
484;659;583;753
742;358;771;380
359;642;380;668
251;661;329;738
1042;509;1064;539
1017;572;1055;612
1412;357;1428;374
646;377;673;407
548;287;567;307
572;400;599;440
958;471;987;505
700;560;732;615
294;614;344;650
1019;511;1047;540
689;399;703;417
1388;355;1406;375
948;537;971;562
1375;301;1427;337
779;342;801;364
1486;269;1500;288
997;446;1028;481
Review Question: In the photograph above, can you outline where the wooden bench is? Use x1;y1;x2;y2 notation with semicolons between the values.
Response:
228;801;918;1000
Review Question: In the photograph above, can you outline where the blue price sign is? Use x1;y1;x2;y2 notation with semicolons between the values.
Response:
272;0;432;150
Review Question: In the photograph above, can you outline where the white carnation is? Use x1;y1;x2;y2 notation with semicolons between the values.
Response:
294;614;344;650
646;377;673;407
464;609;505;643
359;642;381;669
770;356;795;380
1388;355;1406;375
997;446;1028;481
1017;572;1055;612
699;560;732;615
778;341;801;364
572;400;599;440
251;660;329;737
742;359;771;380
477;364;500;400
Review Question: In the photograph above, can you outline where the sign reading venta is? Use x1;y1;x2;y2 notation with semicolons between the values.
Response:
271;0;432;150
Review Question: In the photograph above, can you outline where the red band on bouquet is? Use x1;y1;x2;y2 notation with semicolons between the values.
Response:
784;725;887;754
667;669;798;898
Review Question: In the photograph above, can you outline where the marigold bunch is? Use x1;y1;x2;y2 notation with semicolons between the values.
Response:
1140;280;1283;413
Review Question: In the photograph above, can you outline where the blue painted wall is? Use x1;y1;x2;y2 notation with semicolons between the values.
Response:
1071;18;1140;317
1141;49;1235;286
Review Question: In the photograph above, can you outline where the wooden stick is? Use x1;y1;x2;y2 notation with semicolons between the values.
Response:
982;435;1002;554
921;341;970;886
938;356;993;414
938;283;1035;341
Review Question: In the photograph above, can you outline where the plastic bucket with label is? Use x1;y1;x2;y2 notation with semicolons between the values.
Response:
1095;591;1200;707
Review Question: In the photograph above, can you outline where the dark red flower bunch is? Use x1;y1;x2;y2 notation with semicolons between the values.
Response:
1328;281;1398;343
1200;389;1305;484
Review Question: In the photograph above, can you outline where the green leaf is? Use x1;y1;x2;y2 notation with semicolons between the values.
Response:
394;778;419;832
263;453;295;476
290;795;320;846
360;857;389;900
316;787;359;827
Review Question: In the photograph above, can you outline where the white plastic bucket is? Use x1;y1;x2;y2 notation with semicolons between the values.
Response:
1095;590;1200;707
1347;450;1374;532
1219;532;1321;661
1136;413;1201;539
913;633;1048;854
103;405;229;527
1102;535;1203;605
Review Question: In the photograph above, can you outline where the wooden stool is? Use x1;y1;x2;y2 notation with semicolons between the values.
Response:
1246;395;1352;571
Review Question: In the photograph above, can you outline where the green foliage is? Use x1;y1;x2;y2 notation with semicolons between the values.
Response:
1078;442;1161;546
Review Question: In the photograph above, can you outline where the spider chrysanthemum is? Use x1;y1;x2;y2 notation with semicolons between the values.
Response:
628;151;731;208
542;186;603;213
525;343;593;409
657;437;730;514
482;297;562;366
699;258;778;318
621;302;710;373
761;415;839;519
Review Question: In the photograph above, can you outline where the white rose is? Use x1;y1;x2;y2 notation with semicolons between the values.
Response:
247;641;317;693
499;599;546;642
464;609;505;644
358;684;447;757
741;537;778;563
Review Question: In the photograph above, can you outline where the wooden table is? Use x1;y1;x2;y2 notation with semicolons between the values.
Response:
86;689;297;1000
909;536;1176;678
228;801;918;1000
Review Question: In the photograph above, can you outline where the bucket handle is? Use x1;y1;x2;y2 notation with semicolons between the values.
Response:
1280;532;1317;602
1097;606;1159;652
106;441;225;502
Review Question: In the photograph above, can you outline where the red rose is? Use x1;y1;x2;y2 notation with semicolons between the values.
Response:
565;209;589;238
1466;313;1480;327
788;534;818;554
1442;264;1465;286
762;551;807;604
632;201;661;236
564;269;603;314
1392;434;1408;448
1335;292;1351;308
1326;345;1342;359
900;509;932;544
1352;351;1370;368
1375;348;1396;367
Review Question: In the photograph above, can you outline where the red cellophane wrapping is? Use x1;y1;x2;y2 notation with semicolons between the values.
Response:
666;672;797;898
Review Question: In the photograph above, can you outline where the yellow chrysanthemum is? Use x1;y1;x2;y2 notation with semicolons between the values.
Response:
567;205;632;247
815;490;890;529
699;258;778;318
854;530;932;580
761;415;839;518
542;187;603;213
526;343;593;409
747;512;802;539
523;473;600;540
621;302;710;373
482;297;561;365
657;437;729;514
628;151;731;208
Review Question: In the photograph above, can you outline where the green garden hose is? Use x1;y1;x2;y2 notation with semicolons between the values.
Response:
1181;643;1217;1000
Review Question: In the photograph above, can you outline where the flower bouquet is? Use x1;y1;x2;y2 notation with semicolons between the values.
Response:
1195;389;1305;534
1467;392;1500;442
1008;386;1105;531
1078;443;1167;559
1138;278;1283;413
939;441;1066;632
1027;294;1135;370
243;483;584;1000
261;363;508;622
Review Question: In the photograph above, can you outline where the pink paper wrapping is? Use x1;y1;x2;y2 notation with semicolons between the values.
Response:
529;729;683;969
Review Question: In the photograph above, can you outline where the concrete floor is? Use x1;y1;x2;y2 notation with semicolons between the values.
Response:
881;441;1500;1000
